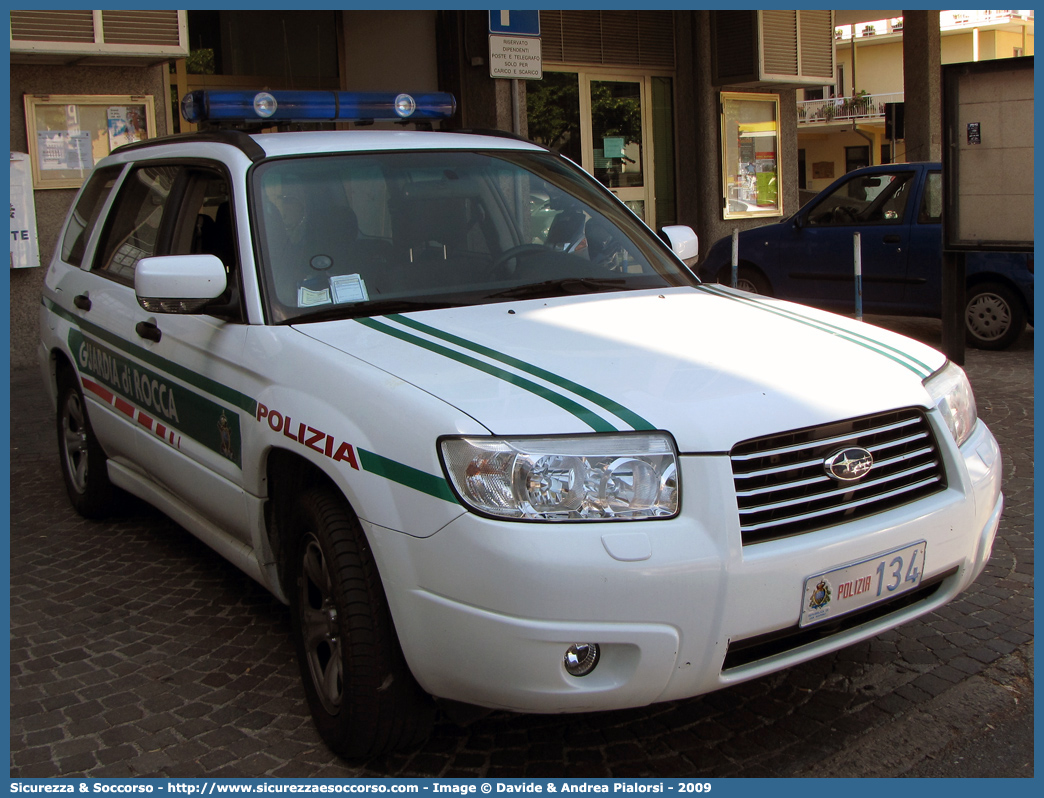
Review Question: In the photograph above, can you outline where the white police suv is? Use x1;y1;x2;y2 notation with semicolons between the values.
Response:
40;90;1004;758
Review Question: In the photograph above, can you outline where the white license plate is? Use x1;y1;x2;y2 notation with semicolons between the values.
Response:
800;542;927;628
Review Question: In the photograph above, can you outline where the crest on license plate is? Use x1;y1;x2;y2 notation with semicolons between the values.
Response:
808;579;831;609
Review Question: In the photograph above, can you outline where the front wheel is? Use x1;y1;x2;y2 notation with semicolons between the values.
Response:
56;375;115;519
965;282;1026;350
289;486;434;758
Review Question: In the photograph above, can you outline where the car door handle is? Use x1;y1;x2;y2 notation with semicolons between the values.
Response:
73;294;92;311
135;321;162;343
882;235;902;244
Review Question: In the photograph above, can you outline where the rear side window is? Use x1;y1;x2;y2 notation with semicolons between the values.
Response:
94;165;180;283
60;166;123;268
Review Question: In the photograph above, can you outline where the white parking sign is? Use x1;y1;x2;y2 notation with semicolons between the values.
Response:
488;35;542;79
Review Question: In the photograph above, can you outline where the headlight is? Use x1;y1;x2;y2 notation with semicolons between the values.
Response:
440;433;679;521
924;361;978;447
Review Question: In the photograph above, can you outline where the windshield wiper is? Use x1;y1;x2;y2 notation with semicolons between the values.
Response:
288;298;469;324
486;277;628;301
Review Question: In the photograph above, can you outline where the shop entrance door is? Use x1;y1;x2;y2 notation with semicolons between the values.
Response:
526;71;659;229
584;77;649;223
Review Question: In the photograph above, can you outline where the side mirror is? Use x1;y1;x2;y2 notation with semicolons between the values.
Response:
661;225;699;267
135;254;228;314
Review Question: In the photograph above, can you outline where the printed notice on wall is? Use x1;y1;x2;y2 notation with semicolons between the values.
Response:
36;130;93;172
107;106;148;149
10;153;41;269
488;35;542;79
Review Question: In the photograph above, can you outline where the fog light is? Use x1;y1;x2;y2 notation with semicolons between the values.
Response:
564;643;600;677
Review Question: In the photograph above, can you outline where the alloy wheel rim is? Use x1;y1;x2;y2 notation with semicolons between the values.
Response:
61;392;89;494
299;534;344;714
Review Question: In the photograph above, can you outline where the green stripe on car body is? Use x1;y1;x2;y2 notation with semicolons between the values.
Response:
356;316;619;433
386;313;656;431
44;297;257;414
358;448;458;504
696;284;934;378
47;296;457;503
70;328;244;465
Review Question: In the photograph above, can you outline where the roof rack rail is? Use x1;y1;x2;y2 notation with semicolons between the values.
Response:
111;130;267;162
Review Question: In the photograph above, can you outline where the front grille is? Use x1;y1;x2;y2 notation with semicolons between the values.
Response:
731;408;947;545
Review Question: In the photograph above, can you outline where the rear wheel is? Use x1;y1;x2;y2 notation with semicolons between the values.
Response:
56;374;114;519
965;282;1026;350
289;486;434;758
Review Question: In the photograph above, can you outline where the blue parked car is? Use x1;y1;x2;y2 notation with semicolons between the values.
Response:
699;162;1033;349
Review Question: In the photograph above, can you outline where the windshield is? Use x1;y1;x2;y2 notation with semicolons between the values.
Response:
252;149;695;323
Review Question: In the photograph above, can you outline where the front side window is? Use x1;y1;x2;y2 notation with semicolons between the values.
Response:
807;171;915;226
252;150;694;323
94;164;179;283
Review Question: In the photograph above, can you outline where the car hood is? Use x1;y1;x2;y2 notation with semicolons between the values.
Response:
295;286;946;452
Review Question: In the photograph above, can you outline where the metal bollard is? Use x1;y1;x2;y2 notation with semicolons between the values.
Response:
731;228;739;289
854;232;863;321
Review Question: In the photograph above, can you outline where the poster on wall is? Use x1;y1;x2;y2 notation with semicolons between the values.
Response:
36;130;93;172
107;106;148;149
10;152;41;269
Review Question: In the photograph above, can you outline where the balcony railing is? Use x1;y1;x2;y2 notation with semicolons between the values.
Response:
797;92;904;125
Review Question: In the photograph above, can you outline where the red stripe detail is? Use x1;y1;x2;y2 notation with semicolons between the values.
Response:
114;397;135;418
82;378;114;404
81;376;183;449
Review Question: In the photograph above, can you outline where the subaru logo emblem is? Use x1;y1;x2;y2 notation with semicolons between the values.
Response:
824;447;874;482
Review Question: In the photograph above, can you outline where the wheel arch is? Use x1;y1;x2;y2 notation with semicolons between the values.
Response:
263;446;357;598
50;347;78;396
715;260;773;295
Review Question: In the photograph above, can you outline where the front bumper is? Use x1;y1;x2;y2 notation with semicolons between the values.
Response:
367;417;1003;713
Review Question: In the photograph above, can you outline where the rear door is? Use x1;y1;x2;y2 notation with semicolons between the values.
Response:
780;168;918;312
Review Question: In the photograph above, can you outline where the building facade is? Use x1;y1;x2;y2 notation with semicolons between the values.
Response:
12;9;994;368
797;10;1033;197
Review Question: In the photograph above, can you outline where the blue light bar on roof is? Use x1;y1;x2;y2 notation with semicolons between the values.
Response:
180;90;457;124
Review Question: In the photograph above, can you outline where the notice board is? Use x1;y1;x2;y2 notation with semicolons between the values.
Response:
942;58;1033;251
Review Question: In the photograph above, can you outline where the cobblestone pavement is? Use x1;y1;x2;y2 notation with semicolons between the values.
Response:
10;317;1033;778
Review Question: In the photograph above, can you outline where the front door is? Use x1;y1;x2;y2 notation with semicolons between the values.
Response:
781;168;919;311
79;161;256;545
527;70;661;229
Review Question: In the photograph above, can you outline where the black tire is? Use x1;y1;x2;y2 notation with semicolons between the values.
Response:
289;486;435;758
56;374;115;519
965;282;1027;350
718;265;771;296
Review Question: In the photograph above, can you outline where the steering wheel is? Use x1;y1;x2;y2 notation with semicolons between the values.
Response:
489;244;548;278
832;206;858;224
